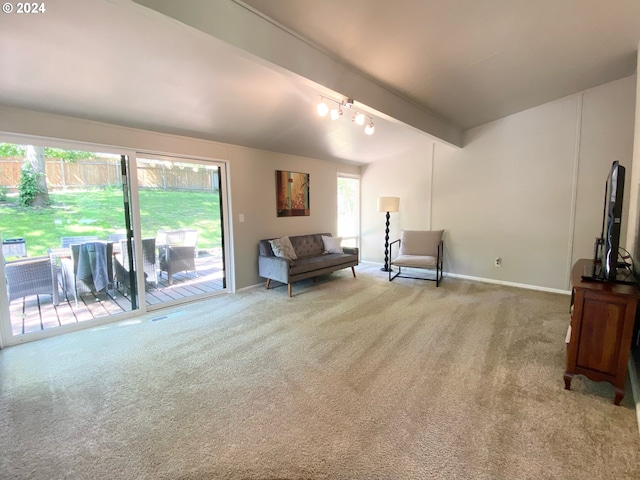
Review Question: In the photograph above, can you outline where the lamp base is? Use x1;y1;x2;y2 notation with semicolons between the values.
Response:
380;267;393;272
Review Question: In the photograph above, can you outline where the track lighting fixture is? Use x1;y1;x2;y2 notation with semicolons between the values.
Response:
330;106;343;120
316;96;375;135
316;100;329;117
365;122;375;135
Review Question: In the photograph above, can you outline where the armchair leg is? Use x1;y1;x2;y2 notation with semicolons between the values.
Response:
288;283;292;297
389;266;401;282
266;279;271;290
351;266;356;277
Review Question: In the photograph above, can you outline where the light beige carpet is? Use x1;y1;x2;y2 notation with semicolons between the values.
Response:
1;264;639;479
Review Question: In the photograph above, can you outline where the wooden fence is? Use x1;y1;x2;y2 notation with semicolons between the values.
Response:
0;158;218;192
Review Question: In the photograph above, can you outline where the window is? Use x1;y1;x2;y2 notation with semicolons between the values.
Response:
337;174;360;248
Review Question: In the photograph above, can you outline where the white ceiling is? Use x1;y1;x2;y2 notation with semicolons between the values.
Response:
0;0;638;165
242;0;640;130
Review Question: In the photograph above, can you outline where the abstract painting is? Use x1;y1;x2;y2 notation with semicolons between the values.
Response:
276;170;310;217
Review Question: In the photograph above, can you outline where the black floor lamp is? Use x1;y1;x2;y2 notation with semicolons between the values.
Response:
377;196;400;272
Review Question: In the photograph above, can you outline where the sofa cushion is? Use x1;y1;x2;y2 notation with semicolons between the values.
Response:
289;252;357;276
289;233;328;258
269;236;297;260
392;254;438;268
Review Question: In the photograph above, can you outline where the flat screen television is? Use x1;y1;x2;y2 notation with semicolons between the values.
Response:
588;161;626;282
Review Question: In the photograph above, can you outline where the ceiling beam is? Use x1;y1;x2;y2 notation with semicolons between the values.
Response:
132;0;463;148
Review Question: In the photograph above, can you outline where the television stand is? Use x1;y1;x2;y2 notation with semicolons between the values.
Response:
580;261;637;285
565;259;640;405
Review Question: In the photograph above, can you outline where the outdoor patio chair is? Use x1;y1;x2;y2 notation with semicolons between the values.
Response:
114;238;158;294
158;244;197;286
157;228;199;257
2;238;27;258
60;241;114;305
60;236;99;249
108;233;127;243
5;255;59;305
108;233;127;254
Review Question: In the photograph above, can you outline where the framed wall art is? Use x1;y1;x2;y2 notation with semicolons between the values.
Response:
276;170;310;217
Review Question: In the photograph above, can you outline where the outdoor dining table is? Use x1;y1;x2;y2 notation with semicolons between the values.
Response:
49;242;117;303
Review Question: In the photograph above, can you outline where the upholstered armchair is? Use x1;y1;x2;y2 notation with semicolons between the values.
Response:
389;230;444;286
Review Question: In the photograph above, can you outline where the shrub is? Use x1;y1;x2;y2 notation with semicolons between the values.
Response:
18;164;41;206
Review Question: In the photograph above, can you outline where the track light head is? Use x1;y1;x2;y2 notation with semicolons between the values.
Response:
365;122;375;135
330;107;343;120
354;112;365;125
316;100;329;117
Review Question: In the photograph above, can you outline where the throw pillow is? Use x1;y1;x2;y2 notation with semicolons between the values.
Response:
321;235;343;254
269;236;297;260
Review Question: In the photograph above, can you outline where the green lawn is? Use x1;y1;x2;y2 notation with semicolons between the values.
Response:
0;188;221;257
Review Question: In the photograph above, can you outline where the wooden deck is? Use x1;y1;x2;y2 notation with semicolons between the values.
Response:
9;253;225;336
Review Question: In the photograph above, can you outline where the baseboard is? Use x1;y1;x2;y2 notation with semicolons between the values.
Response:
445;272;570;295
236;283;265;293
360;261;570;295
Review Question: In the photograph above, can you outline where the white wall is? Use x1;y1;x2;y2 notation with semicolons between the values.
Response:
572;77;637;269
360;76;637;291
0;106;359;290
434;94;578;290
360;144;434;264
625;45;640;263
227;146;357;288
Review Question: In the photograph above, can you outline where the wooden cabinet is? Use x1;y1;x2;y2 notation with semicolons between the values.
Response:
564;259;639;405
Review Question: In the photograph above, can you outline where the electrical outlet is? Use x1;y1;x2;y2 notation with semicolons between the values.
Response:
495;257;502;267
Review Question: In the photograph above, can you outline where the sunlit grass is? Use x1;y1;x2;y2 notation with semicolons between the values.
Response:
0;188;221;257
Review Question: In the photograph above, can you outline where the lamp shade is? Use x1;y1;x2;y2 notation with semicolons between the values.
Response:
377;196;400;213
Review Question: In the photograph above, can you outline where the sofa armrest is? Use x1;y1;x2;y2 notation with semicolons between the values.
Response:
343;246;359;258
258;254;291;284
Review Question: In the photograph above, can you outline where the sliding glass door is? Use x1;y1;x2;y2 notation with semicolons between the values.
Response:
0;142;139;339
0;142;230;345
134;155;227;308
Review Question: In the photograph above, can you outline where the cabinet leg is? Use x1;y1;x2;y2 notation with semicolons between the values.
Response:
614;388;624;406
563;372;573;390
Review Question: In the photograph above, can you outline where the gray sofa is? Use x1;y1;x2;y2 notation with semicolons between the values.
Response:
258;233;359;296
